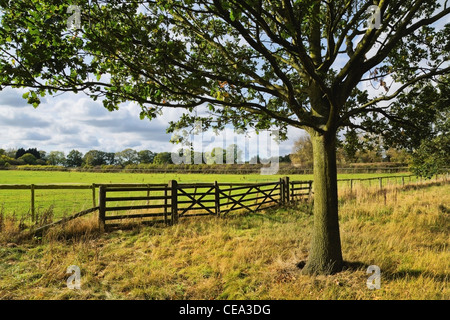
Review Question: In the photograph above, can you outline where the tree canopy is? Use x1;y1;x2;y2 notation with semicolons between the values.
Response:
0;0;448;139
1;0;449;274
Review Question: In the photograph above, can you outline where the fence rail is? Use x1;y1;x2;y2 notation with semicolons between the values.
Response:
0;173;448;230
94;174;449;228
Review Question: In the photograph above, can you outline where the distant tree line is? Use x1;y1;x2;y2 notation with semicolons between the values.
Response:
2;132;447;177
0;147;158;167
0;145;292;168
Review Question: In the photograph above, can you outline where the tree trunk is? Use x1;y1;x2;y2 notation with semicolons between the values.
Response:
302;130;343;275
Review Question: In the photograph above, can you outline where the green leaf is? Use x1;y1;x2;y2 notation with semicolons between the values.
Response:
229;8;242;22
230;9;236;21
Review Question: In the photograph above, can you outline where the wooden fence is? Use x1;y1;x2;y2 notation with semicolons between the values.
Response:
97;179;309;229
97;174;442;228
1;173;448;232
98;184;170;229
0;183;97;222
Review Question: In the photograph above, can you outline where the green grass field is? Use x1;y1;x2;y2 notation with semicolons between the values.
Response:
0;170;419;222
1;169;416;184
0;180;448;300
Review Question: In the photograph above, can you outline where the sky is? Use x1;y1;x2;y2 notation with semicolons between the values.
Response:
0;86;305;157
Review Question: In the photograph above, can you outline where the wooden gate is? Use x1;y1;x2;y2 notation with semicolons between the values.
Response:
98;184;171;229
218;181;282;215
177;183;218;217
97;179;313;229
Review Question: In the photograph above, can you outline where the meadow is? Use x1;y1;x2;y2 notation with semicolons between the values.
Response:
1;168;416;184
0;170;420;222
0;175;448;300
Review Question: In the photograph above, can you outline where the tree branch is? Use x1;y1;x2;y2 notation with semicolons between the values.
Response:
339;65;450;125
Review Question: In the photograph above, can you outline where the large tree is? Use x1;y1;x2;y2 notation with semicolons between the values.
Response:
115;148;139;166
47;150;66;166
153;151;173;164
408;75;450;177
1;0;449;274
83;149;115;166
290;135;313;167
138;149;156;164
66;149;84;167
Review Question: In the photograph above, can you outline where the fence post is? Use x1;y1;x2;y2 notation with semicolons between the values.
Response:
31;184;35;222
379;178;383;190
98;185;106;232
214;181;221;216
284;177;290;203
350;179;353;193
92;183;96;207
164;187;168;225
169;180;178;224
402;176;405;187
308;181;313;202
279;178;285;204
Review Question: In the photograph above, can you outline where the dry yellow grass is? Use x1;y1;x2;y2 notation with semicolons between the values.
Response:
0;181;448;300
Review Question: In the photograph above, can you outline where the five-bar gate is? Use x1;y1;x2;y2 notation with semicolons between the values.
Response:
98;179;313;229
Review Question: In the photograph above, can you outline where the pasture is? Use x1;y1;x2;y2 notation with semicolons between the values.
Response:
0;175;448;300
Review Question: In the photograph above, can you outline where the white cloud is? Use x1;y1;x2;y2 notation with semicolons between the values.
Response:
0;110;51;127
18;131;52;141
0;87;30;108
0;89;298;156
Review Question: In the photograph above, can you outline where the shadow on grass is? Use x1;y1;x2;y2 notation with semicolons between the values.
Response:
295;260;371;272
296;259;448;282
